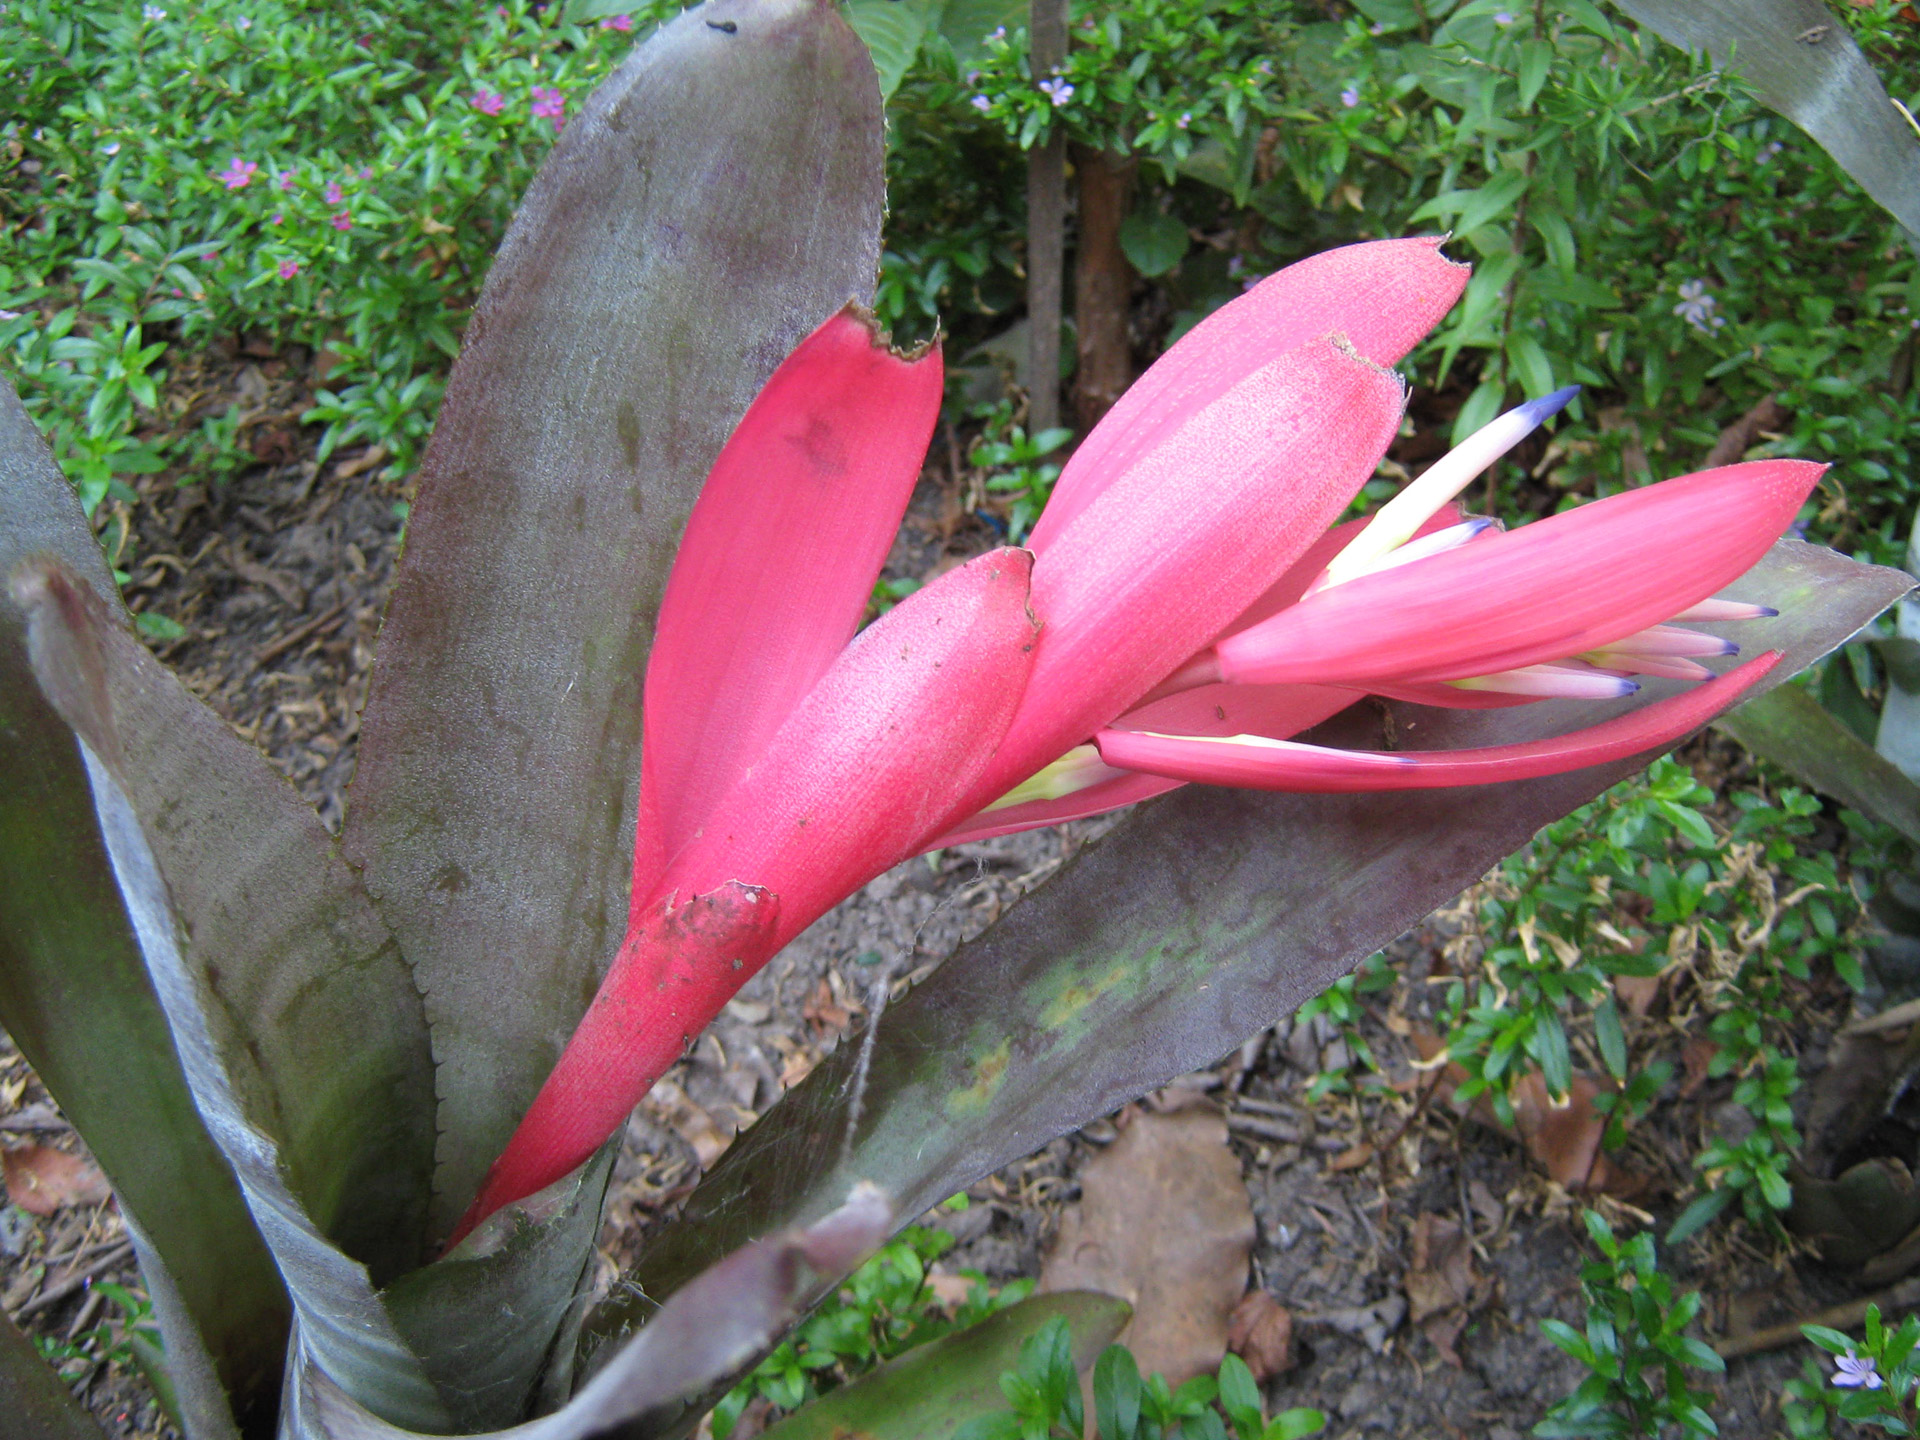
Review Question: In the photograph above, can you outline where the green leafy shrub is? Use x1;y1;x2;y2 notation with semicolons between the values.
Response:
1537;1211;1724;1439
2;0;660;504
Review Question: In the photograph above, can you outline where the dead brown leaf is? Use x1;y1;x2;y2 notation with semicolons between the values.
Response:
3;1144;110;1217
1612;972;1661;1017
1227;1289;1294;1381
1405;1213;1482;1323
1327;1143;1374;1173
1421;1311;1469;1367
1509;1073;1642;1197
642;1080;736;1170
333;444;390;481
1679;1037;1719;1099
1040;1105;1254;1387
800;976;856;1037
1406;1026;1641;1196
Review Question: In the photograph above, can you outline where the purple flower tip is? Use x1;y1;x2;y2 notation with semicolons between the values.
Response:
324;180;344;205
331;212;352;231
471;88;506;115
1340;86;1361;108
278;259;299;280
599;13;633;29
216;158;258;190
276;169;295;191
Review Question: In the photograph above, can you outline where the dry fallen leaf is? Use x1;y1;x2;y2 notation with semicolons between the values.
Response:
1327;1143;1374;1173
1406;1214;1488;1367
1404;1213;1481;1323
3;1144;110;1217
642;1079;736;1170
1227;1288;1294;1381
1041;1105;1254;1386
1612;972;1661;1018
1406;1026;1641;1196
925;1271;980;1312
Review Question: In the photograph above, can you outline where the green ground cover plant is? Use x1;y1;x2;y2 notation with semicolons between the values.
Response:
2;0;662;510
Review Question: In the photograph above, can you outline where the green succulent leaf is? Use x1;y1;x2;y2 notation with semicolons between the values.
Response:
283;1187;893;1440
0;377;290;1437
595;542;1907;1353
1713;679;1920;847
382;1142;619;1431
338;0;889;1240
758;1291;1129;1440
18;561;450;1433
1613;0;1920;241
0;1303;112;1440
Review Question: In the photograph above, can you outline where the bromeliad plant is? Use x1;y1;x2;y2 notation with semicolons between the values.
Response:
0;1;1909;1437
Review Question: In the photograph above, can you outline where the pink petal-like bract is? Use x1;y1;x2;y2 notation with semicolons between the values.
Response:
1215;462;1822;688
951;338;1408;824
634;307;942;893
927;771;1185;850
1027;238;1468;553
459;550;1040;1235
1096;652;1781;792
457;882;778;1240
925;682;1362;848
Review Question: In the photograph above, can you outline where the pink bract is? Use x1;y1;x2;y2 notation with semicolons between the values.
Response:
453;238;1813;1240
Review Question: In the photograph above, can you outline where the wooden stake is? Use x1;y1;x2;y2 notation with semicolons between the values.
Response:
1026;0;1068;434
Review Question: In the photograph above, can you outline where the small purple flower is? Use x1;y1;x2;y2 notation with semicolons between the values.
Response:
331;211;352;232
1175;111;1190;129
1037;75;1074;107
1340;85;1361;108
358;166;373;179
1758;140;1784;163
971;94;992;112
102;141;121;156
531;85;567;131
1493;10;1515;23
988;24;1005;40
216;157;258;190
142;4;166;20
1672;279;1728;334
471;88;506;115
276;169;295;191
277;259;299;280
599;13;633;29
324;179;344;205
1834;1352;1884;1390
269;212;283;225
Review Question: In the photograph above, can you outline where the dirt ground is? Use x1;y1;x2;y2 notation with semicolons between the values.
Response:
0;342;1891;1438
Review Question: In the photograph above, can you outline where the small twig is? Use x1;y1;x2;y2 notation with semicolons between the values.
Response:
14;1239;134;1320
1227;1112;1305;1145
1715;1276;1920;1360
64;1284;105;1341
255;600;348;665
